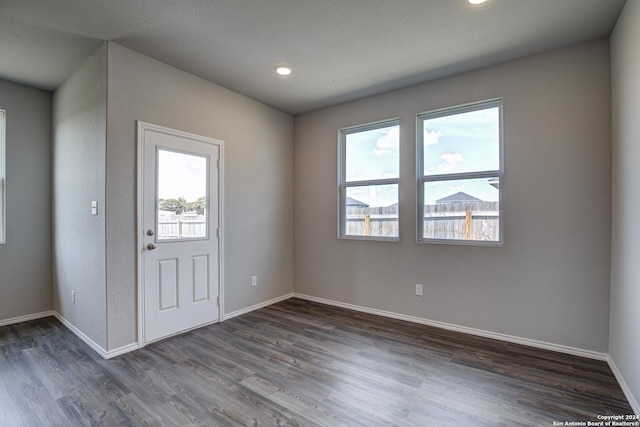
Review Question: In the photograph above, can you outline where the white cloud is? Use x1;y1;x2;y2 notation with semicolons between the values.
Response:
437;152;464;172
346;172;367;181
374;126;399;157
424;129;441;146
447;185;466;194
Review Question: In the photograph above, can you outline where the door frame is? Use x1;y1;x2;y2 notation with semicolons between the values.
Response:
136;121;224;347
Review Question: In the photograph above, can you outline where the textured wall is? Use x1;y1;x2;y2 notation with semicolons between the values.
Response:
105;43;294;350
294;40;612;352
610;0;640;413
0;79;52;322
52;44;107;348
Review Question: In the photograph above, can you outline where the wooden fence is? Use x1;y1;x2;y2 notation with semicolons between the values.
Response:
158;214;206;239
346;206;399;237
423;201;499;241
345;201;499;241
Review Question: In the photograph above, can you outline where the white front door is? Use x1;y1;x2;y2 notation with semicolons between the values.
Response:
138;122;223;344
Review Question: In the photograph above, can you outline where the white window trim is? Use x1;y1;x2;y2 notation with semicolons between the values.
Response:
0;109;5;244
416;99;504;246
338;118;400;241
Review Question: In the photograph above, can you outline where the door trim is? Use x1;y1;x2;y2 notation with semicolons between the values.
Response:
136;121;224;347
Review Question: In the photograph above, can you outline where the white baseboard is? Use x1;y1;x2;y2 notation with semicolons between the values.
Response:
53;292;296;357
103;342;140;359
6;297;637;415
293;293;608;361
296;293;639;413
224;292;294;320
0;311;55;327
53;312;110;359
53;313;141;359
607;355;640;416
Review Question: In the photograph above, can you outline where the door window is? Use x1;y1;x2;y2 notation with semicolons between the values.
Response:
156;148;208;240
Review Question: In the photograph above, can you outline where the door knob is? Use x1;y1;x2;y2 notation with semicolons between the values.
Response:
146;243;157;250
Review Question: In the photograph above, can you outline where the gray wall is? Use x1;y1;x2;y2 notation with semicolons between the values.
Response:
610;0;640;412
105;43;294;350
52;44;107;348
0;79;52;322
294;40;612;352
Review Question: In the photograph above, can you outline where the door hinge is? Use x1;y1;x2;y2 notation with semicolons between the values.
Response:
216;296;220;306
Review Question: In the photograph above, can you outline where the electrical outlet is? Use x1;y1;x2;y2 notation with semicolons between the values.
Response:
415;284;423;296
72;290;76;304
251;275;257;287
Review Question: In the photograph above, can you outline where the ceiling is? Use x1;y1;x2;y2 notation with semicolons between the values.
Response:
0;0;626;114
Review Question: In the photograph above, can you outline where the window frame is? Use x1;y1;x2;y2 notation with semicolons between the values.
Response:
416;99;504;246
0;109;5;244
338;118;400;241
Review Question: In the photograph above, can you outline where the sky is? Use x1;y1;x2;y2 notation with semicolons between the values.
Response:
343;106;500;207
157;149;208;203
345;124;399;207
422;106;500;204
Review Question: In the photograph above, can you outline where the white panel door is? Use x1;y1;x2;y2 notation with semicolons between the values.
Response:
139;122;222;344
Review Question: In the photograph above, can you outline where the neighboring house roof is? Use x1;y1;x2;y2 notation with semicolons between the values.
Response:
346;196;369;207
436;192;482;204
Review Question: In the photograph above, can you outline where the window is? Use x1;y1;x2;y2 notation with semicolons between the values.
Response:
338;119;399;240
0;109;5;244
417;100;503;245
156;148;208;240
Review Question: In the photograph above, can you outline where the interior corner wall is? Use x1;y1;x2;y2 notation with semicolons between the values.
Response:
52;43;107;349
293;39;612;353
0;79;52;322
105;42;294;351
610;0;640;413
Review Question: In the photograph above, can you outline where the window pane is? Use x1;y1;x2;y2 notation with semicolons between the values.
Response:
423;106;499;176
422;177;499;242
157;149;208;240
345;124;399;182
345;184;398;238
0;110;4;244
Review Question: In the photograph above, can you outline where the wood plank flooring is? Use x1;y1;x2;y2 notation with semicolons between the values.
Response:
0;298;634;426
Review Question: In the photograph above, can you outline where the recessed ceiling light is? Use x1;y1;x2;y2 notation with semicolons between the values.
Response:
274;65;293;76
468;0;487;4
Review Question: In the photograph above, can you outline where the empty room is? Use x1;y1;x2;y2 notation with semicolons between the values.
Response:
1;0;639;425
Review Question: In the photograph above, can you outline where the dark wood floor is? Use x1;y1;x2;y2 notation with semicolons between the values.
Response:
0;298;633;426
